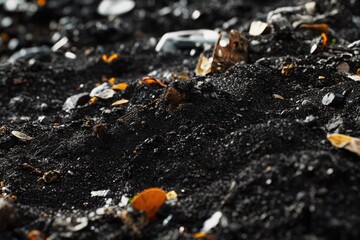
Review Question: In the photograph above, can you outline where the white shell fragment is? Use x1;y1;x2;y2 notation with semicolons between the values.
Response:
347;75;360;81
11;130;33;141
97;0;135;16
91;190;110;197
90;83;110;97
201;211;223;233
95;89;116;99
249;21;270;36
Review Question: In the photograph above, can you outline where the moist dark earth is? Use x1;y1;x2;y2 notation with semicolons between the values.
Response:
1;0;360;239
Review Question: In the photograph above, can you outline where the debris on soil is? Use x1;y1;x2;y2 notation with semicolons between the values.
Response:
142;77;168;88
164;86;186;112
249;21;271;36
27;230;46;240
63;93;90;111
322;92;345;108
131;188;167;220
195;29;248;76
92;123;107;139
37;170;61;184
10;130;33;141
111;99;129;107
327;133;360;156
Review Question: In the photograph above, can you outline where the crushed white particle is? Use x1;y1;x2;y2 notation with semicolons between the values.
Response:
91;190;110;197
65;51;77;59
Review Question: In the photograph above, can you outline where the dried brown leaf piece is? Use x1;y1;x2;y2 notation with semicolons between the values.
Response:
11;131;33;141
20;163;42;176
195;54;213;76
93;124;107;139
195;29;248;76
327;133;360;156
0;126;8;134
37;170;60;184
164;87;186;112
281;64;295;77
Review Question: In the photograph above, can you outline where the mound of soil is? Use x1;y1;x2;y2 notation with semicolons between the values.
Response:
1;0;360;239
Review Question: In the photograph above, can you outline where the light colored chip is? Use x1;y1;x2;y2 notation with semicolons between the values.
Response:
249;21;270;36
347;75;360;81
95;89;116;99
195;54;213;76
111;99;129;107
11;130;33;141
273;94;284;100
97;0;135;16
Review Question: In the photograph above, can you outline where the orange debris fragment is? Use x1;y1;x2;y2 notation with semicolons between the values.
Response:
112;82;128;91
108;77;116;85
27;230;46;240
176;75;190;80
142;77;167;88
300;23;329;33
36;0;46;7
321;32;328;46
102;53;119;63
131;188;167;220
193;232;212;239
88;96;98;105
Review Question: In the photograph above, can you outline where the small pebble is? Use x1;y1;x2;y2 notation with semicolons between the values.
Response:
97;0;135;16
326;168;334;175
322;92;345;108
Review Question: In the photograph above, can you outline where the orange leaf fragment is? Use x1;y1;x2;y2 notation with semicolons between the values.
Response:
27;230;46;240
102;53;119;63
300;23;329;33
88;96;98;105
111;99;129;107
112;82;129;91
327;133;360;156
108;77;116;85
321;33;328;46
356;68;360;76
193;232;213;239
176;75;190;80
36;0;46;7
142;77;167;88
131;188;167;220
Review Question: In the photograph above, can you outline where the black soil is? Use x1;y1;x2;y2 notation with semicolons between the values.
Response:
1;0;360;239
